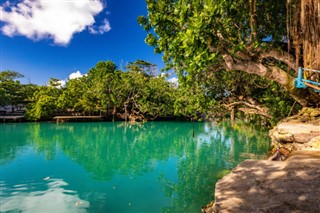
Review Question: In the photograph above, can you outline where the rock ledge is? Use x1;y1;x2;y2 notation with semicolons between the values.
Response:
203;150;320;213
270;107;320;154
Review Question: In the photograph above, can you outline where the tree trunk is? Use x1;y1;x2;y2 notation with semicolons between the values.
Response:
218;0;320;107
231;107;235;127
112;106;116;122
287;0;320;91
249;0;257;41
124;104;128;122
222;50;320;106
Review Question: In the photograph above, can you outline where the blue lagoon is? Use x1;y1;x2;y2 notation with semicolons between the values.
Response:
0;121;270;212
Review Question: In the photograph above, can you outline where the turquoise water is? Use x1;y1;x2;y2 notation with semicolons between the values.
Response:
0;121;270;212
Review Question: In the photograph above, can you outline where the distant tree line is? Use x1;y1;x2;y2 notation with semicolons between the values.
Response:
0;71;36;113
0;59;298;126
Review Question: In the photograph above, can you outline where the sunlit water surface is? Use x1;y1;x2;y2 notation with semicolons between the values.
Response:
0;121;270;212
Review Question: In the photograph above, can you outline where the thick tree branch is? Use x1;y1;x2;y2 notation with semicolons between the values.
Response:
222;52;311;106
260;49;298;71
224;101;271;118
238;107;269;117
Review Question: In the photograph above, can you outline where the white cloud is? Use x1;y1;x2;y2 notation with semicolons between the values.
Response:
47;70;87;88
69;70;85;79
168;77;179;86
47;79;66;88
89;18;111;34
57;79;66;88
0;0;110;45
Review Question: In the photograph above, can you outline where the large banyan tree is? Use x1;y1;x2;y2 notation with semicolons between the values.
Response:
139;0;320;107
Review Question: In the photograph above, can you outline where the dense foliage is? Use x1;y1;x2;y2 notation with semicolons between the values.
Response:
0;71;36;111
1;57;298;127
2;0;319;127
138;0;320;108
22;60;213;122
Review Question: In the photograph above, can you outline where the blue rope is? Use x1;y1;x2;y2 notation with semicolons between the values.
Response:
294;67;320;92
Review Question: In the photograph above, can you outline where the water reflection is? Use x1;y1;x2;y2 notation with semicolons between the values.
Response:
160;121;270;212
0;124;31;164
0;121;270;212
0;179;89;213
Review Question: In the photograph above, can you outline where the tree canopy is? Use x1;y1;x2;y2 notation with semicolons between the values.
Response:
0;70;36;109
1;56;300;127
25;60;182;122
138;0;320;107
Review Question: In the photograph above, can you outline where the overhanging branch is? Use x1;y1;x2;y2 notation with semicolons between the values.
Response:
221;51;310;106
224;101;271;118
260;49;297;71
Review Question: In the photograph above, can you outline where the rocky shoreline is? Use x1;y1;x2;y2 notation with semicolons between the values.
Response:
203;108;320;213
270;107;320;155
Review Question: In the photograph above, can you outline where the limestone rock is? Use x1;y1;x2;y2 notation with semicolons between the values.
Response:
202;108;320;212
203;150;320;213
271;122;320;143
304;136;320;150
270;107;320;153
310;109;320;117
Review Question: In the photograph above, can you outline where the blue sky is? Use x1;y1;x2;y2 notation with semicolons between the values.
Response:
0;0;169;85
